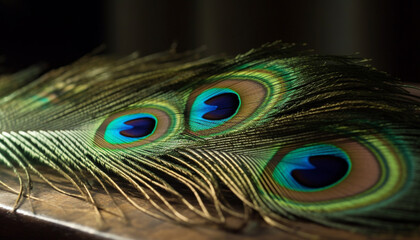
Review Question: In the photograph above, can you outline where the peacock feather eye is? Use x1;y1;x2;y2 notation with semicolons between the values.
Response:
189;88;241;132
94;102;182;150
186;63;289;136
272;144;351;192
260;135;409;212
103;113;158;143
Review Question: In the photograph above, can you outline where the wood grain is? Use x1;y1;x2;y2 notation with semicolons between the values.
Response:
1;167;419;240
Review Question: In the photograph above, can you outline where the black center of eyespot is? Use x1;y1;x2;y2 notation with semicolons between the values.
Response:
202;93;240;120
291;155;349;188
120;117;156;138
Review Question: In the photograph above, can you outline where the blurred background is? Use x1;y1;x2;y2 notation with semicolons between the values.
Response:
0;0;418;82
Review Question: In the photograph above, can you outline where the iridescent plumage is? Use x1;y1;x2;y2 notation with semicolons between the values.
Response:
0;42;419;237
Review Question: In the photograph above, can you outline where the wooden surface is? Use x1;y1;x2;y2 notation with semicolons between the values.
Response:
1;167;419;240
0;167;299;240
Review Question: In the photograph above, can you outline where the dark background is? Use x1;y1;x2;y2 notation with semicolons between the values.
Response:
0;0;418;82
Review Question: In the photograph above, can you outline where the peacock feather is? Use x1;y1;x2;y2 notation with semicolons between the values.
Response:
0;42;419;238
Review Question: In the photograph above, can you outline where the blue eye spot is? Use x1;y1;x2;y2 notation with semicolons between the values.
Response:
189;88;241;132
120;117;157;138
104;113;158;144
291;155;349;189
272;144;351;192
202;93;240;120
